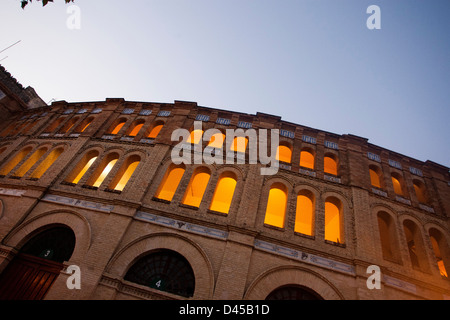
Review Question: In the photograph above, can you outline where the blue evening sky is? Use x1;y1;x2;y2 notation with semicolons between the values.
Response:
0;0;449;167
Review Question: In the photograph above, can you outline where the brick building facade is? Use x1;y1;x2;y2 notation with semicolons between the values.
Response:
0;66;449;300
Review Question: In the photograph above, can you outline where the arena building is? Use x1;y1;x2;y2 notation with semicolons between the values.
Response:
0;65;449;300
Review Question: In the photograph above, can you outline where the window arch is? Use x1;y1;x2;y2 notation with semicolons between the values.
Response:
403;219;428;271
43;117;66;134
324;154;338;176
369;165;382;188
377;211;400;262
295;190;315;236
266;285;323;300
391;172;404;196
207;132;225;149
0;122;16;137
87;152;120;188
58;117;80;134
209;171;237;214
13;146;48;178
0;146;7;156
66;150;99;184
325;197;343;244
300;149;315;170
30;147;64;179
276;143;292;163
109;118;127;135
413;179;427;204
155;164;186;202
124;250;195;298
182;167;211;208
21;119;40;135
147;121;164;139
127;120;145;137
109;155;141;191
230;136;248;153
73;116;94;133
0;146;33;176
187;129;204;145
264;182;288;229
429;228;449;278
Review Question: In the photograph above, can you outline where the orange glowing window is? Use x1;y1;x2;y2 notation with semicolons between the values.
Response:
429;229;449;278
182;168;211;207
208;133;225;149
22;120;39;135
276;145;292;163
295;191;314;236
413;181;427;204
325;198;343;243
74;117;94;133
300;150;315;169
155;164;186;202
0;146;33;176
0;122;16;137
128;123;144;137
70;152;99;184
14;147;48;178
370;168;381;188
187;130;204;145
110;120;126;135
264;183;288;228
30;147;64;179
209;172;237;214
391;175;403;195
44;117;66;133
89;154;120;188
110;155;140;191
230;137;248;153
324;156;338;175
148;123;164;139
59;117;79;134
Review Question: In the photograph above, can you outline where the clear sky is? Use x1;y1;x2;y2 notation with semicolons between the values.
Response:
1;0;449;167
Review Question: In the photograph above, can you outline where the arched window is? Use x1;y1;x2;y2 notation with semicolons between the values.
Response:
187;129;204;145
87;153;119;188
209;172;237;214
0;122;16;137
0;146;7;156
266;285;323;300
155;164;186;202
109;119;127;135
73;116;94;133
413;180;427;204
21;119;39;135
30;147;64;179
391;173;404;196
109;155;141;191
429;228;449;278
124;250;195;298
66;150;99;184
0;146;33;176
58;117;80;134
276;143;292;163
147;121;164;139
207;132;225;149
182;167;211;208
43;117;66;133
403;220;428;271
13;147;48;178
325;197;343;244
324;154;338;176
264;183;288;228
377;211;400;262
300;149;315;170
127;120;145;137
369;165;382;188
230;136;248;153
295;190;314;236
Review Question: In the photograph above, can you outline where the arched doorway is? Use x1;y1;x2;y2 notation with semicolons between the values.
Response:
0;226;75;300
124;249;195;298
266;285;323;300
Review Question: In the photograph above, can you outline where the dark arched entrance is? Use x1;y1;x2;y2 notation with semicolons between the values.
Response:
0;226;75;300
124;249;195;298
266;285;323;300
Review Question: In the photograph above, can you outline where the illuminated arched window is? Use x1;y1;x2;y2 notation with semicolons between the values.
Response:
429;228;449;278
109;155;141;191
0;122;16;137
413;180;427;204
377;211;400;262
295;190;314;236
0;146;33;176
30;147;64;179
276;144;292;163
147;121;164;139
324;154;338;176
207;132;225;149
74;116;94;133
127;120;145;137
109;119;127;135
10;122;28;136
87;153;119;188
187;129;204;145
66;150;99;184
369;165;382;188
182;167;211;208
264;183;288;228
209;172;237;214
391;173;404;196
21;119;39;135
230;136;248;153
300;149;315;170
44;117;66;133
325;197;343;244
13;147;48;178
403;220;428;271
155;164;186;202
58;117;80;134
